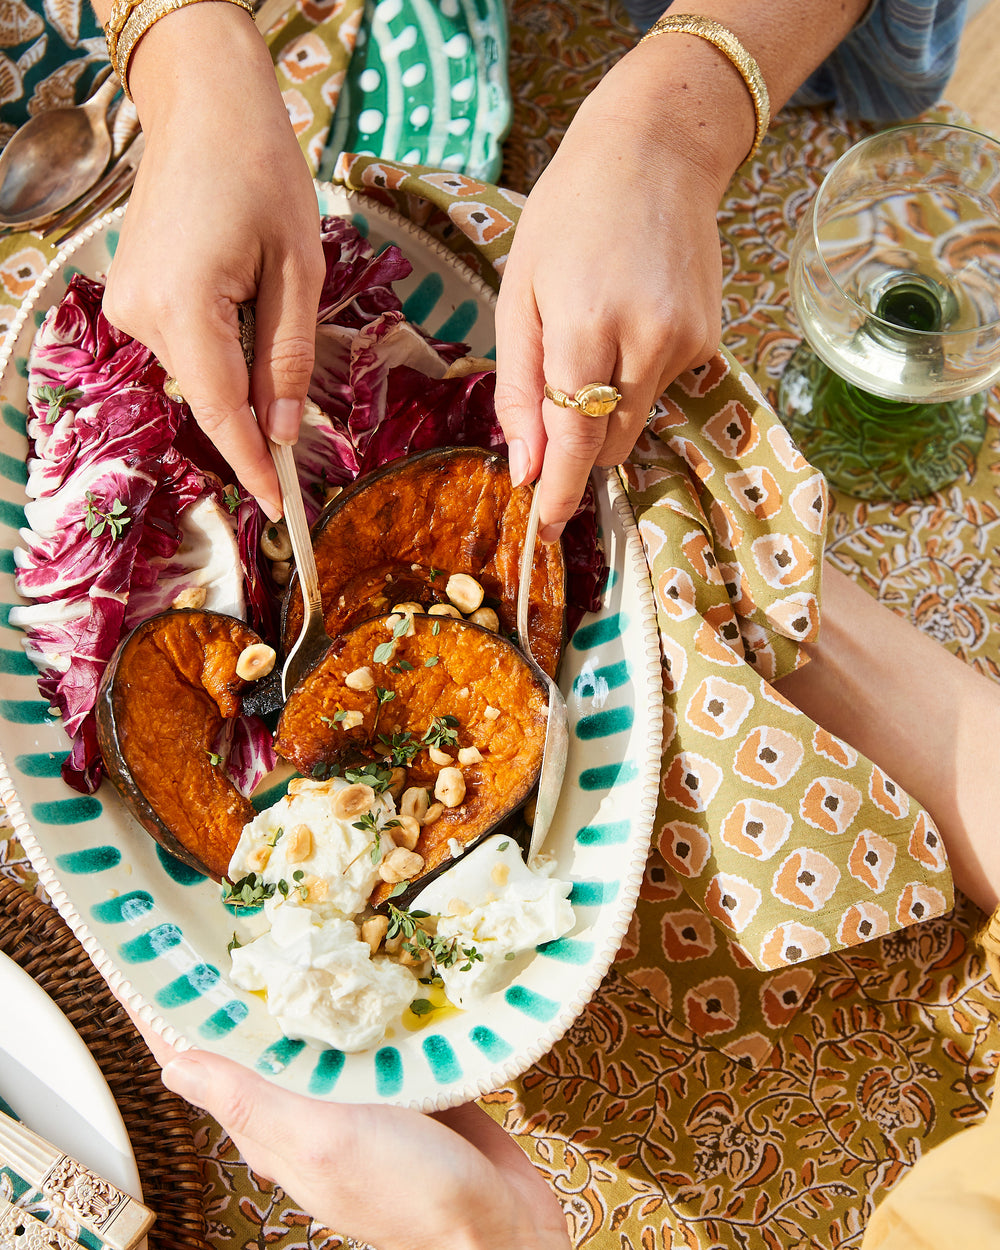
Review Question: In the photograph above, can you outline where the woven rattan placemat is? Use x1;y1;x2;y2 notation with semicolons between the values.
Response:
0;874;209;1250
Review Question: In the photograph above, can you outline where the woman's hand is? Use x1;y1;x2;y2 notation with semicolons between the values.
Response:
494;39;744;542
132;1014;570;1250
100;3;324;520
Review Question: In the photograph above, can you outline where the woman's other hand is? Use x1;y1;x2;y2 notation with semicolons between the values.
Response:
493;39;740;542
129;1011;570;1250
100;2;324;520
495;0;873;542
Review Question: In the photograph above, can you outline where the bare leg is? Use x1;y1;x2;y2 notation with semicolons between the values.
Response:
775;565;1000;915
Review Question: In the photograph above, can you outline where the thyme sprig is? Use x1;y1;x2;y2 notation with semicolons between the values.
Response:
352;808;401;865
422;715;459;750
377;729;420;768
84;492;132;540
222;871;288;909
386;901;483;973
37;383;81;424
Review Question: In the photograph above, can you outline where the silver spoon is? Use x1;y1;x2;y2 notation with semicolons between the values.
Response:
516;484;570;860
0;70;121;229
268;439;334;698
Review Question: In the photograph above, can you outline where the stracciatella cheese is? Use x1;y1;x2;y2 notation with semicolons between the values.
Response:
227;782;576;1050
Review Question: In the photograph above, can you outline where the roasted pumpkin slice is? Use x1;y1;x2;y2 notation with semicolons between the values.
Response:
274;613;549;904
96;609;267;880
282;446;566;679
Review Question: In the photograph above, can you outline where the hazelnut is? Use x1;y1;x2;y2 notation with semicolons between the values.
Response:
428;745;453;766
340;710;363;730
361;914;389;954
469;606;499;632
457;746;483;766
378;846;425;884
171;585;207;610
260;521;292;562
332;782;376;819
427;603;461;618
393;814;421;850
445;573;484;615
422;801;445;825
434;767;466;808
400;787;430;821
284;823;313;863
345;666;375;691
236;643;277;682
246;844;271;873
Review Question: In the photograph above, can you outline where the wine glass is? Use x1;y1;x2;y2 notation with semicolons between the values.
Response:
777;122;1000;501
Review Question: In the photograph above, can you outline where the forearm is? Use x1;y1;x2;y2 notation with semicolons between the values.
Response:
776;565;1000;914
579;0;871;196
92;0;277;132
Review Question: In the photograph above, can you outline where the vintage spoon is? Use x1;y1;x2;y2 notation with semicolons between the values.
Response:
0;70;120;229
268;439;334;698
516;485;570;860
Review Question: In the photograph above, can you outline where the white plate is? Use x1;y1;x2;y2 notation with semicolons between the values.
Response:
0;187;663;1109
0;949;144;1223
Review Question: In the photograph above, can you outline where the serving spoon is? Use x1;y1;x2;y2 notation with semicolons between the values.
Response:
268;440;334;698
516;485;570;860
0;69;121;229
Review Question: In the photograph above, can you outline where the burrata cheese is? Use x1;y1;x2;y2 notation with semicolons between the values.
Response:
229;904;417;1051
228;777;397;920
411;834;575;1007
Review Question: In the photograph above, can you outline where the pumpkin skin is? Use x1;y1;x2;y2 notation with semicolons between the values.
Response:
95;609;266;880
281;446;566;679
274;613;549;905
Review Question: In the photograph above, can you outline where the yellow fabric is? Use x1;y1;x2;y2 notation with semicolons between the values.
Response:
862;1068;1000;1249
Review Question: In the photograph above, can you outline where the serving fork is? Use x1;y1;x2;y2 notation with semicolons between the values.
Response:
516;485;570;859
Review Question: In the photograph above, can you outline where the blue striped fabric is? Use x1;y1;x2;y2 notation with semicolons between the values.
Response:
622;0;970;122
791;0;970;120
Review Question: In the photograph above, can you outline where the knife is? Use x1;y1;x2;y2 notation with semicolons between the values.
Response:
0;1113;154;1250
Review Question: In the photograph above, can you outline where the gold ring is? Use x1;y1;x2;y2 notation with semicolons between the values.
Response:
544;381;622;418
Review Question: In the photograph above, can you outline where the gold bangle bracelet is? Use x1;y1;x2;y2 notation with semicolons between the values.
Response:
111;0;255;99
105;0;144;78
638;13;771;164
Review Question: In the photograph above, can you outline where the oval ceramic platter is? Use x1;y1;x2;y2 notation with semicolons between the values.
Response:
0;186;663;1110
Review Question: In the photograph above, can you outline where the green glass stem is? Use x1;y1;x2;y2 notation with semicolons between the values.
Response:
777;343;987;501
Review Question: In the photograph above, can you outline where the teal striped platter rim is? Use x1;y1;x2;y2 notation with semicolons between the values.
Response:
0;187;664;1109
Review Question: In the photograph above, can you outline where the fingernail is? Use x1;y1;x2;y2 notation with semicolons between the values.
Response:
508;438;531;488
267;397;304;446
539;522;565;545
162;1056;210;1107
257;496;283;523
